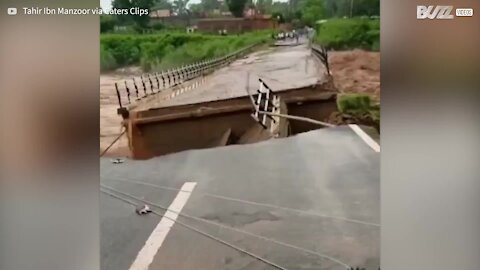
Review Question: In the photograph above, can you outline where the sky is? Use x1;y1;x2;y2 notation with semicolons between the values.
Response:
100;0;112;11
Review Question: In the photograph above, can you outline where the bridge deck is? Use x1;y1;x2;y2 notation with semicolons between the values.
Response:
101;126;380;270
131;44;328;112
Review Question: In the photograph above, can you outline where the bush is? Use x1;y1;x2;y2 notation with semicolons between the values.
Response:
337;93;372;113
316;18;379;50
100;45;117;71
337;93;380;127
100;31;270;72
100;15;116;33
150;22;165;31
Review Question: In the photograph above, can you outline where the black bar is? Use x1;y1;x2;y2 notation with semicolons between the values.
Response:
256;119;268;129
124;81;131;104
181;66;186;80
173;69;178;85
132;78;139;98
161;73;166;88
155;73;160;90
258;78;274;94
140;75;147;96
148;75;154;94
115;82;123;109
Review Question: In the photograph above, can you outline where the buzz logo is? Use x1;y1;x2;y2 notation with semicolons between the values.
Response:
417;5;454;19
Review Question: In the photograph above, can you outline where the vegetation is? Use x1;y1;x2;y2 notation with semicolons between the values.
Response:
336;93;380;130
247;0;379;27
173;0;191;15
100;0;379;71
315;18;379;51
100;31;270;72
100;44;118;71
102;0;379;31
300;0;326;26
112;0;154;28
226;0;249;17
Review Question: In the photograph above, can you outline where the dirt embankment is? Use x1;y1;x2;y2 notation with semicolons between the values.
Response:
329;50;380;99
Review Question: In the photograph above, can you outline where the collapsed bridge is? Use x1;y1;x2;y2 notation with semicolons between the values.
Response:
112;43;337;159
100;40;380;270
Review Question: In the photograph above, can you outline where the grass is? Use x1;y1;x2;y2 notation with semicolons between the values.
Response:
337;93;380;130
100;44;117;71
315;18;380;51
101;31;271;72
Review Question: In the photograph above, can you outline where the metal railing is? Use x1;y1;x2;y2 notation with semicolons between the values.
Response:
250;79;280;130
115;43;259;115
311;44;331;75
248;79;335;129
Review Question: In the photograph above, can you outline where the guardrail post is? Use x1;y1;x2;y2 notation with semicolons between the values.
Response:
154;73;160;90
115;82;123;109
181;65;186;81
123;81;131;104
176;68;181;84
167;70;172;87
147;74;154;94
140;75;148;96
173;68;178;85
189;65;193;77
133;77;144;98
251;79;279;129
161;72;166;88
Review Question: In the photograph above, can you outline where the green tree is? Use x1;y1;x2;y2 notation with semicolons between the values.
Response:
271;11;285;23
173;0;190;15
112;0;133;24
271;1;289;17
246;0;255;9
132;0;154;28
111;0;154;28
100;15;117;33
202;0;221;12
352;0;379;16
290;0;302;12
300;0;326;26
322;0;379;18
226;0;248;17
189;3;203;14
256;0;272;14
153;0;173;9
188;0;220;15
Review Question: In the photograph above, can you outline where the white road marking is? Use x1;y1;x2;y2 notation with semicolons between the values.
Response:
129;182;197;270
348;124;380;152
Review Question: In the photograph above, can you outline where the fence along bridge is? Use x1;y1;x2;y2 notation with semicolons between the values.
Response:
111;42;338;159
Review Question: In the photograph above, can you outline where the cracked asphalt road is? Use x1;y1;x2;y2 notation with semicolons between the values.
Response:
101;126;379;270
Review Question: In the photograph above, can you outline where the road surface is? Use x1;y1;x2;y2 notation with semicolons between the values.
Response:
100;125;380;270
